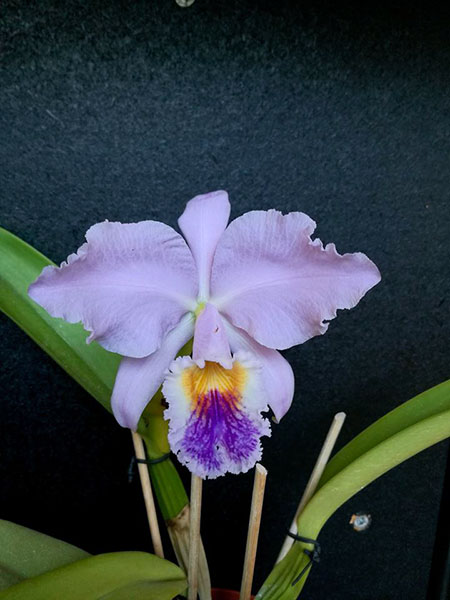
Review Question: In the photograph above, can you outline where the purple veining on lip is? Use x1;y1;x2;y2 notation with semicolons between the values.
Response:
164;353;271;478
177;388;262;477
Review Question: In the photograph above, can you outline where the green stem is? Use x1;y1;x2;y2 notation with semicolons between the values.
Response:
146;459;188;522
139;415;188;522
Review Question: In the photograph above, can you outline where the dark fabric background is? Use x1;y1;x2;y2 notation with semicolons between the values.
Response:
1;1;449;598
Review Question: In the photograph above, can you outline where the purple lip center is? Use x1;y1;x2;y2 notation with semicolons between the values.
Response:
181;388;260;473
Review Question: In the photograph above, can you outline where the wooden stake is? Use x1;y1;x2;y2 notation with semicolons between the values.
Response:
131;431;164;559
188;474;203;600
276;412;346;563
240;464;268;600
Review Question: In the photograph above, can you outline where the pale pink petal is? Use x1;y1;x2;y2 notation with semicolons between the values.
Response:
163;352;270;479
211;210;381;350
111;314;194;429
178;191;230;299
29;221;197;358
224;319;295;422
192;303;232;368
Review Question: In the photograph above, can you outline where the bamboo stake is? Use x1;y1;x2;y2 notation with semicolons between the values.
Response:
131;431;164;559
188;474;203;600
276;412;346;563
240;464;268;600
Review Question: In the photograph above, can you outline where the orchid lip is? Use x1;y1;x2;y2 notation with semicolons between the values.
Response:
163;352;271;478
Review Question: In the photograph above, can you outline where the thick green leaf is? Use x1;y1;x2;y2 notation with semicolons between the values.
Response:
0;552;186;600
0;520;89;592
0;568;21;591
319;378;450;487
99;580;187;600
0;228;188;519
257;385;450;600
0;228;120;412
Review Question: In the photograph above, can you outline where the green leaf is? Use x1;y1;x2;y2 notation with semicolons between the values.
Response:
0;228;120;412
0;228;187;520
257;383;450;600
98;580;186;600
0;520;89;591
319;378;450;487
0;552;186;600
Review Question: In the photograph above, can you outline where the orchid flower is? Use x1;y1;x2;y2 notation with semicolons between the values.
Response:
29;191;380;478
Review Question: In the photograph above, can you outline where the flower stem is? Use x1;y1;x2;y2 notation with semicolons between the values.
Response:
146;455;189;521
